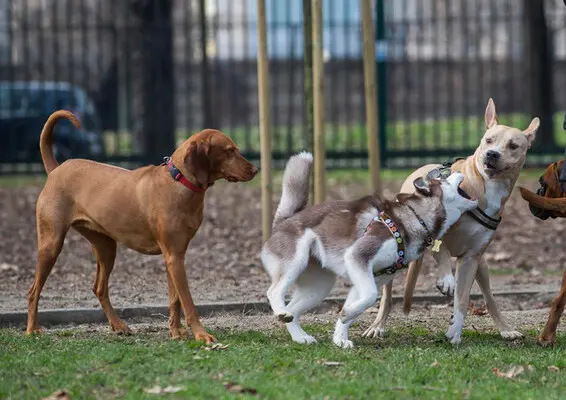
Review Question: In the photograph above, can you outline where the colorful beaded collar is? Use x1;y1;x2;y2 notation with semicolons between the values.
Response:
367;211;408;277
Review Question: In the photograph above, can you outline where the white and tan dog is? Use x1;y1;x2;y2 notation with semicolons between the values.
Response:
262;152;477;348
362;98;539;344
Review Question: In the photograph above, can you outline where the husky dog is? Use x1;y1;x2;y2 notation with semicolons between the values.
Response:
262;152;477;348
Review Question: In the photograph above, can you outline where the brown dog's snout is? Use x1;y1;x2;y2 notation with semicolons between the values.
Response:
226;157;258;182
249;164;259;178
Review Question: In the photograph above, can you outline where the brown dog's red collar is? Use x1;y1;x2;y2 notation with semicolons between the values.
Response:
164;157;206;193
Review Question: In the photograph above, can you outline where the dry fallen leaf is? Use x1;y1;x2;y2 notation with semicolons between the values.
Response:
492;365;533;379
162;386;184;394
493;252;512;262
42;390;71;400
143;385;184;394
548;366;560;372
224;382;258;395
472;305;488;316
0;263;18;272
204;343;230;351
323;361;344;367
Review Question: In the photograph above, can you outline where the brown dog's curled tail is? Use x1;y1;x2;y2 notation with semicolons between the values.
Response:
40;110;81;174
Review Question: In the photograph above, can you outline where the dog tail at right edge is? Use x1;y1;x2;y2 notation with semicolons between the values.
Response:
40;110;81;174
272;151;313;228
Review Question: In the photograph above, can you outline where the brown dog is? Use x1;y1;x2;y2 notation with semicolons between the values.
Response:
519;160;566;346
27;110;258;343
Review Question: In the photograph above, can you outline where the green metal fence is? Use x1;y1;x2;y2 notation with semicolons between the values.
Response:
0;0;565;174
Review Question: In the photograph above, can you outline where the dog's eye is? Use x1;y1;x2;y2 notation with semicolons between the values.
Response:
485;138;493;144
508;142;518;150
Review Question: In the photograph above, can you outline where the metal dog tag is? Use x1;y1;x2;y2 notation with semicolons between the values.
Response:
431;240;442;252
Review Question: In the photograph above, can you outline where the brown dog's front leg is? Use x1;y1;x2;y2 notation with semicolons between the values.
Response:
538;268;566;347
163;252;216;344
166;268;188;339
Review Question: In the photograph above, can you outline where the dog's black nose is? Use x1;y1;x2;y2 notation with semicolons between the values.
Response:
486;150;500;160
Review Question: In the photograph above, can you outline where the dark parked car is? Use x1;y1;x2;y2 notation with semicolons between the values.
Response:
0;81;105;162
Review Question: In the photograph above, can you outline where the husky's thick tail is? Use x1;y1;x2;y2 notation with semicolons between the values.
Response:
273;152;313;227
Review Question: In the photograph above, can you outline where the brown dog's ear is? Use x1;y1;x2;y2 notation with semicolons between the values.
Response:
523;117;540;148
485;98;499;129
413;177;431;195
184;140;211;187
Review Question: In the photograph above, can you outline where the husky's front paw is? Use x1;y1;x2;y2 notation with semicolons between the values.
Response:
333;337;354;348
500;330;523;340
292;334;317;344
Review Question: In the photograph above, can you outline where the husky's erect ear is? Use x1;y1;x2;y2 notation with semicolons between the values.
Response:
413;177;431;196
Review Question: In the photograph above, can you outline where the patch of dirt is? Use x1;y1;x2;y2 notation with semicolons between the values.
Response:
38;304;564;340
0;176;563;312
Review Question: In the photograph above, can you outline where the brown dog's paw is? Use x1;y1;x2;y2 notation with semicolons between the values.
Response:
26;327;44;336
112;322;133;336
170;327;190;340
193;330;217;344
537;334;556;347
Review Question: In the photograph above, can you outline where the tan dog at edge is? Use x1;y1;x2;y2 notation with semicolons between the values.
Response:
27;110;258;343
362;99;539;344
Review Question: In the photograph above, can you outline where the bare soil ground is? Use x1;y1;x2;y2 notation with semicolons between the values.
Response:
0;174;563;313
40;304;564;341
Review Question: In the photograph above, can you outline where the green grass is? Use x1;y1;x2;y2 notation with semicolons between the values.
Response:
0;175;46;188
0;168;548;190
103;112;566;156
1;326;566;399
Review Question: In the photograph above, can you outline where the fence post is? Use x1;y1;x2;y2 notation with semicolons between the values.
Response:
303;0;314;204
256;0;273;242
312;0;325;204
199;0;214;128
361;0;380;193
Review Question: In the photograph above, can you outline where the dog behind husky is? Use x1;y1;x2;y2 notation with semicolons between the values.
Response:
262;152;477;348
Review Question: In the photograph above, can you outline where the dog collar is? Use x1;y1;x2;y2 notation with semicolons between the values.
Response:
368;212;408;277
163;157;206;193
406;203;433;246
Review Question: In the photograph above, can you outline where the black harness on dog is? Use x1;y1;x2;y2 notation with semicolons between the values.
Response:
427;158;502;231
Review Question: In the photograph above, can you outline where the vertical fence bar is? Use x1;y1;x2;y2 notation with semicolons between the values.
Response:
524;0;554;149
375;0;387;168
361;0;380;192
312;0;325;204
256;0;273;242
